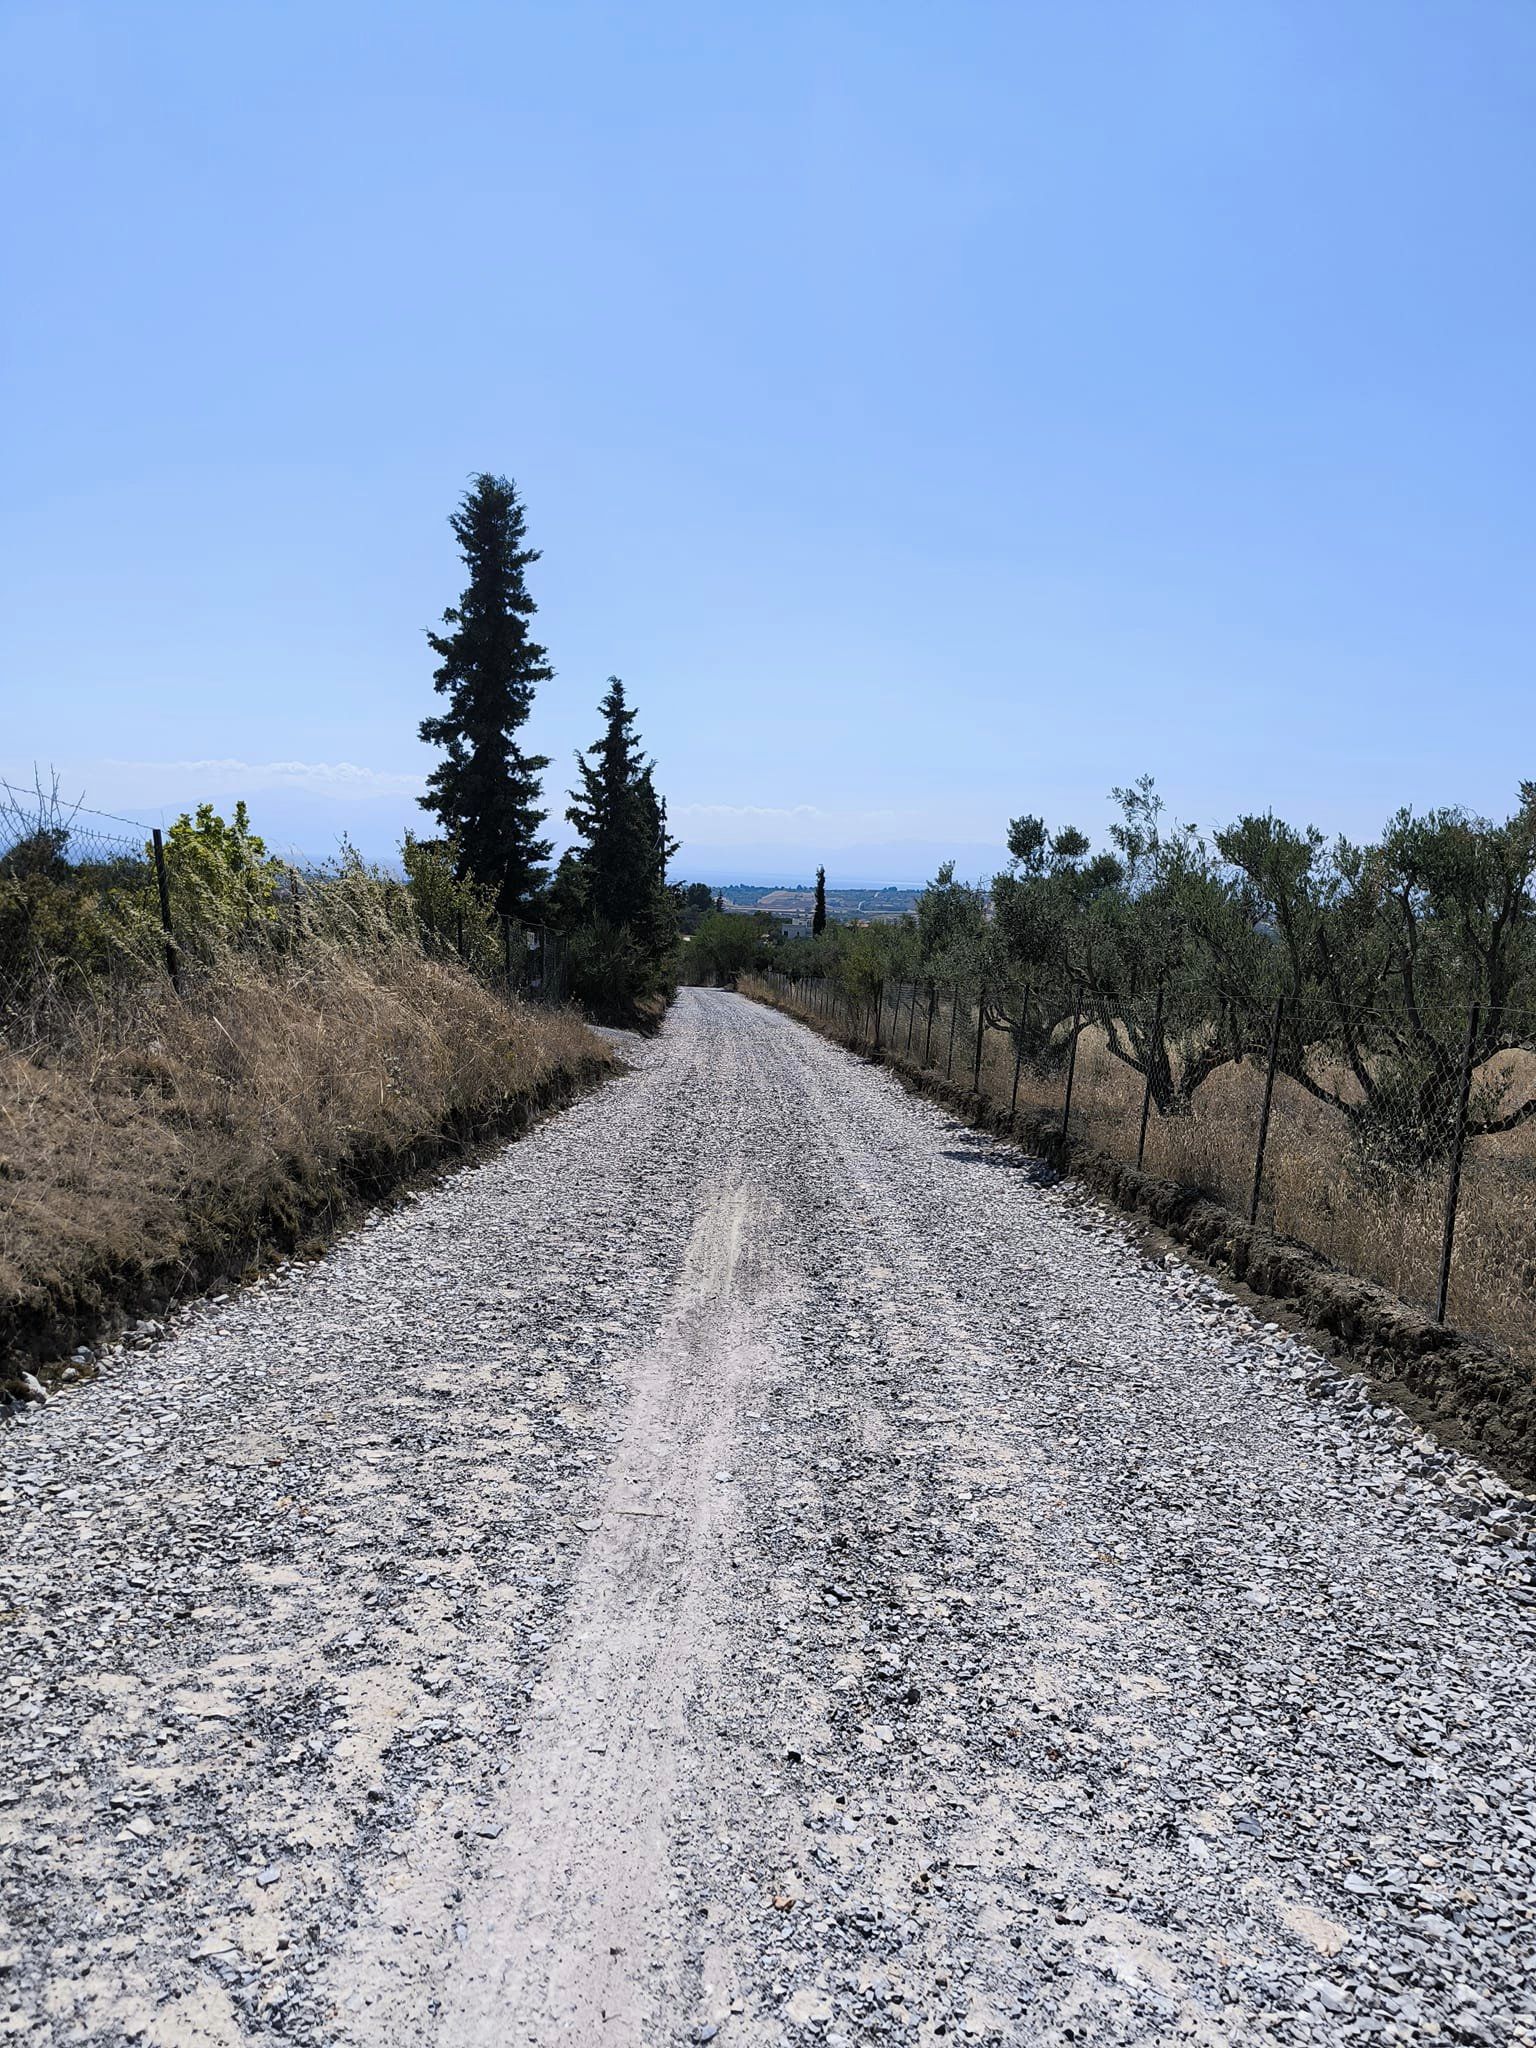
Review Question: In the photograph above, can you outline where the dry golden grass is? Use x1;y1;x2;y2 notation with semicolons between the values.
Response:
1030;1030;1536;1360
755;977;1536;1369
0;941;609;1383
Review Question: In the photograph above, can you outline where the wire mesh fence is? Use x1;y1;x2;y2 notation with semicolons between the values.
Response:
0;782;568;1028
760;969;1536;1372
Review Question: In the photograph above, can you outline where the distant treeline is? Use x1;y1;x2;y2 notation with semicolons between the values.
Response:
698;777;1536;1168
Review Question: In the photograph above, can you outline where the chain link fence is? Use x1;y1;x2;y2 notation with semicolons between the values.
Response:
760;969;1536;1371
0;782;568;1029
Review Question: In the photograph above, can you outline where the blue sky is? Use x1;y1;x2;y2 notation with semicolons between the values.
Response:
3;1;1533;885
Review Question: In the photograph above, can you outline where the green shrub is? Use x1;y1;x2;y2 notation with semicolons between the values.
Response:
156;802;282;943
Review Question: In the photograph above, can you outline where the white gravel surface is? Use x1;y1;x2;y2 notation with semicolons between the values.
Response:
4;988;1535;2047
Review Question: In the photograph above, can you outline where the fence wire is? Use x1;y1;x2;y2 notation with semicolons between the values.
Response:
0;786;568;1026
761;970;1536;1373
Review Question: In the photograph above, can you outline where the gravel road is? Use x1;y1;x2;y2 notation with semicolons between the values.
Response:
5;988;1536;2047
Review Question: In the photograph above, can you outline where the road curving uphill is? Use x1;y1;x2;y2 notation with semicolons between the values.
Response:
3;988;1534;2045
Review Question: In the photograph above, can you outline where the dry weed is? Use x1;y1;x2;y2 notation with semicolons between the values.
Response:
0;942;609;1382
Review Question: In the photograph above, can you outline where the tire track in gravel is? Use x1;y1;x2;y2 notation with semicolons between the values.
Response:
341;1179;787;2045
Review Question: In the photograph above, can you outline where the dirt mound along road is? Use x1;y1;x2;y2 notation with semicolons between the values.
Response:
4;989;1534;2046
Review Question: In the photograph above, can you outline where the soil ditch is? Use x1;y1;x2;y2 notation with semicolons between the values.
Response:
0;1050;612;1404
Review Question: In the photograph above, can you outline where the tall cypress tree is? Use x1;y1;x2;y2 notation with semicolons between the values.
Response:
812;864;828;935
419;474;552;916
565;677;658;930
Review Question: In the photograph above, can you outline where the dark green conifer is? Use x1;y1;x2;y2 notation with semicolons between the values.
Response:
560;677;679;1012
419;474;552;916
566;678;657;930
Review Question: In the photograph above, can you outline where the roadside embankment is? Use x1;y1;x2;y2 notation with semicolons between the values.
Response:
1;948;611;1399
742;973;1536;1488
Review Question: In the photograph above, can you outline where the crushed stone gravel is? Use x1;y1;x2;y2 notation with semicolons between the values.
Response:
3;987;1534;2046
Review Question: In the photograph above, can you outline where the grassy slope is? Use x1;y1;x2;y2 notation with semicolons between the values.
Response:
1;949;612;1392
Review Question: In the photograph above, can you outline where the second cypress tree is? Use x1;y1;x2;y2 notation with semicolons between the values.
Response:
566;677;655;929
561;677;678;1011
812;864;828;936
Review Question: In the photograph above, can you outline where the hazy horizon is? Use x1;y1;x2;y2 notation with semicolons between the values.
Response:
6;3;1534;881
0;764;1003;892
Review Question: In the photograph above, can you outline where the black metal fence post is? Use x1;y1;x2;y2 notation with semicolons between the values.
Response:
1061;982;1084;1142
1010;984;1030;1121
972;985;986;1093
1436;1003;1481;1324
1247;995;1284;1223
151;827;182;994
1136;984;1165;1172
